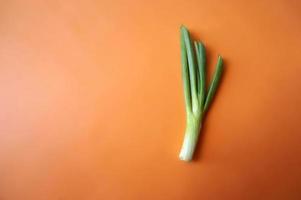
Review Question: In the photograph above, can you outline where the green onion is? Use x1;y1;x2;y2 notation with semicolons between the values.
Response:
179;25;224;161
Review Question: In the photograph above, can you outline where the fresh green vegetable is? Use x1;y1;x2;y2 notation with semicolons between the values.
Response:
179;25;224;161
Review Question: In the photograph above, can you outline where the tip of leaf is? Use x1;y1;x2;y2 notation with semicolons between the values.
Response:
217;55;224;70
200;41;205;45
180;25;189;34
197;41;205;49
180;24;187;29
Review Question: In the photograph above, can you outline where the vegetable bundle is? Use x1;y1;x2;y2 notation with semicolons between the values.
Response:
179;26;223;161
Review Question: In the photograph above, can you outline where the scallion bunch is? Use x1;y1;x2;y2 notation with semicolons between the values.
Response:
179;25;223;161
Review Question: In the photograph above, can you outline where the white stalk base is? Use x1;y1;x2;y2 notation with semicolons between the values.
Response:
179;120;201;162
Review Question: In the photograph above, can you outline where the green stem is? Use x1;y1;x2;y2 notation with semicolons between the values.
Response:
179;116;202;161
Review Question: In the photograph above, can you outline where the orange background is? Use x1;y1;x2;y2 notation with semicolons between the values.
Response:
0;0;301;199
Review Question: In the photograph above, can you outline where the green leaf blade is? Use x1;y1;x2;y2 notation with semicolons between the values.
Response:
194;41;206;112
204;55;223;112
180;27;192;112
180;26;198;112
